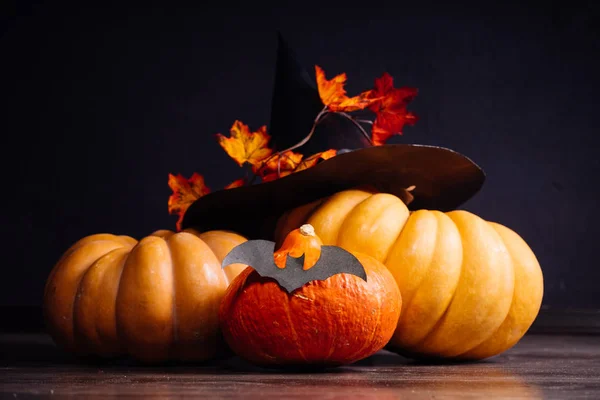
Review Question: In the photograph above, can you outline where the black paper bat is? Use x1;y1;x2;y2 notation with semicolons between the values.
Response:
221;240;367;293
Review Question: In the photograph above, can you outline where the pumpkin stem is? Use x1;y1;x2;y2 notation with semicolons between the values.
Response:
399;185;416;206
274;224;323;270
299;224;315;237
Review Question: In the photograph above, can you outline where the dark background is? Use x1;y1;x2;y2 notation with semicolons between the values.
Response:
2;1;599;329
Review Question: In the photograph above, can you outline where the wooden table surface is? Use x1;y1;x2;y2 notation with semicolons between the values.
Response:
1;333;599;399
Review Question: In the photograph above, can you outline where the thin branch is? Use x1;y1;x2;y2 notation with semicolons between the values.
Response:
338;112;373;145
249;105;379;183
252;105;330;181
277;106;330;154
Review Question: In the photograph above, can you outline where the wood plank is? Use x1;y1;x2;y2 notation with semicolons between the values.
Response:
1;333;599;398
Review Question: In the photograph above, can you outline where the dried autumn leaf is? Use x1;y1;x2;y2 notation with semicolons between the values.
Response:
216;120;273;167
368;72;418;146
168;172;210;231
225;178;246;189
315;65;379;112
294;149;337;172
259;150;303;182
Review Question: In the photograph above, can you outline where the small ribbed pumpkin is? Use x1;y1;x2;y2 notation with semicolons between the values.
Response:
274;188;544;360
219;224;402;368
43;228;247;363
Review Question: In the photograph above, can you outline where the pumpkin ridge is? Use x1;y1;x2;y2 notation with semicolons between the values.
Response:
251;275;282;362
107;249;128;355
405;215;465;355
44;238;134;302
454;223;536;359
405;276;460;355
165;235;179;355
233;270;279;362
391;211;440;342
332;191;375;245
79;247;130;354
304;189;374;246
378;196;409;253
68;243;130;352
457;220;516;357
321;283;337;362
116;236;175;362
453;262;517;359
118;235;139;245
420;211;515;357
196;230;248;285
237;273;269;360
221;270;251;356
345;265;383;362
337;193;405;261
72;248;112;352
282;291;308;362
62;236;132;261
386;210;438;310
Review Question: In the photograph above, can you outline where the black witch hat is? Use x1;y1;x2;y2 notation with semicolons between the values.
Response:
268;33;371;155
181;34;485;239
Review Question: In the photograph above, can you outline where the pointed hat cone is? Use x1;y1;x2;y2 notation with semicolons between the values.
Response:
268;33;371;154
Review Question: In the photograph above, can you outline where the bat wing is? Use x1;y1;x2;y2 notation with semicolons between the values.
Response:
310;246;367;282
221;240;367;293
277;254;306;292
221;240;276;270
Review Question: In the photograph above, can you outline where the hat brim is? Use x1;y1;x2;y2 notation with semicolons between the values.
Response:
181;144;485;239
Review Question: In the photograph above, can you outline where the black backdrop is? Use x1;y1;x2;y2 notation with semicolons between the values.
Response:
2;1;599;329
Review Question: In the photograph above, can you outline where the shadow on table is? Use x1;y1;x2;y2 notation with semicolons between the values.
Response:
0;334;501;371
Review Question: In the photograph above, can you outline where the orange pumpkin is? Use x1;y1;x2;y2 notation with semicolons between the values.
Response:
219;224;402;368
274;188;544;360
43;228;247;363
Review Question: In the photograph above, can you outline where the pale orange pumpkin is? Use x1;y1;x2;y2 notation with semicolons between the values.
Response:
43;228;247;363
274;188;544;360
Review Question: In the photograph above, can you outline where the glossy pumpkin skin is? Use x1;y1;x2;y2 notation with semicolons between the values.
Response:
43;229;247;363
219;243;402;367
274;188;544;360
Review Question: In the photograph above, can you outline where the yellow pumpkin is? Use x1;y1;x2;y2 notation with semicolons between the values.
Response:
43;228;247;363
274;188;543;360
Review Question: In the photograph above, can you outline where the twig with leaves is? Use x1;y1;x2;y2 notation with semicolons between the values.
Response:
167;65;418;231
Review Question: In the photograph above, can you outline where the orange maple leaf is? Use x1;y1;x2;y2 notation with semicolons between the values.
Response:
259;150;304;182
216;120;273;167
315;65;379;112
294;149;337;172
168;172;210;231
368;72;418;146
224;178;246;189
